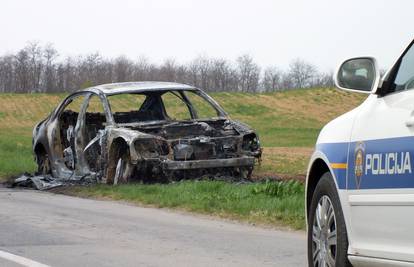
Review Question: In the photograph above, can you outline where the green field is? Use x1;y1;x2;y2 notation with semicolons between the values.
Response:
0;88;365;229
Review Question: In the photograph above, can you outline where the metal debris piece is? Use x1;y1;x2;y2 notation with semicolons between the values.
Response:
12;173;97;190
12;174;63;190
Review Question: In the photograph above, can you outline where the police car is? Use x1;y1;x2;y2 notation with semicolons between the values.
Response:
306;39;414;267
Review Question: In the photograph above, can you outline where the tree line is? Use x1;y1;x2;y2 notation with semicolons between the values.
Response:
0;42;333;93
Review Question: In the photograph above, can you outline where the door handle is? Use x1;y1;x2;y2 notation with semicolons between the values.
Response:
406;118;414;127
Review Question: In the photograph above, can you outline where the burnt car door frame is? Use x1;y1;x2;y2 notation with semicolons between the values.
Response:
77;92;114;177
159;91;195;120
49;91;113;178
191;89;228;118
49;92;88;178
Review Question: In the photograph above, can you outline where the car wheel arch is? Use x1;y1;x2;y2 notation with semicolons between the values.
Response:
34;142;48;158
108;137;129;162
33;142;52;174
306;158;331;217
106;137;130;180
306;153;343;217
306;154;353;249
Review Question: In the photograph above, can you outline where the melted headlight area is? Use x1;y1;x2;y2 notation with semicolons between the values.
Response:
134;138;169;159
242;133;262;157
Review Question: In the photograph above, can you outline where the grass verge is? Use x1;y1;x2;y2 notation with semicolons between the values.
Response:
61;180;305;229
0;128;36;180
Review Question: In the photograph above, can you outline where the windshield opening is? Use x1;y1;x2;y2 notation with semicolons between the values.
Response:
107;90;224;124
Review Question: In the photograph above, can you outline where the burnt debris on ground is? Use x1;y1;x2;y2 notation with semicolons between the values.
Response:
9;171;256;190
10;172;96;190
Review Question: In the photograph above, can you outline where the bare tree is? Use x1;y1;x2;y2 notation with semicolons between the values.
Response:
43;44;58;92
159;58;178;82
25;42;44;91
14;49;30;92
187;59;200;88
175;65;188;84
0;55;15;92
262;66;283;92
313;71;334;88
210;58;231;91
287;58;317;89
113;56;132;82
0;41;336;93
132;56;152;81
236;54;260;92
196;57;211;90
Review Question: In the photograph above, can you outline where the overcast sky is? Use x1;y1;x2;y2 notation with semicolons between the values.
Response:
1;0;413;71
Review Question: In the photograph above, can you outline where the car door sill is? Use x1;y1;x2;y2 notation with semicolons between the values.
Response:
349;255;414;267
348;190;414;206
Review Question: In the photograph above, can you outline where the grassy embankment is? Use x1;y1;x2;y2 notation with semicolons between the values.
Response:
0;89;365;229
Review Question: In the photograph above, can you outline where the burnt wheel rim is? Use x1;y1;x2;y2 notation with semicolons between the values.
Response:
114;158;124;185
312;195;337;267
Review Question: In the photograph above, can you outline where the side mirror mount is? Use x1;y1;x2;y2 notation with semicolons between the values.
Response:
334;57;380;94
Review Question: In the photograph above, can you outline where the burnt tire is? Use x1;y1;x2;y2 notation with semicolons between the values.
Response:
307;172;352;267
106;145;133;185
36;150;51;175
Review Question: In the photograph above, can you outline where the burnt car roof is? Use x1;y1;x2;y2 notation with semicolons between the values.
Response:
86;82;197;96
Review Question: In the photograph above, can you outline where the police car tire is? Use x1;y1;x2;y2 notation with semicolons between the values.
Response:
307;172;352;267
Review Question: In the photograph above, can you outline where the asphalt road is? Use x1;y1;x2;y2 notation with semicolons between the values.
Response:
0;187;306;267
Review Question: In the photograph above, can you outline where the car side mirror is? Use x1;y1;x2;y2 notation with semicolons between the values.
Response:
334;57;380;94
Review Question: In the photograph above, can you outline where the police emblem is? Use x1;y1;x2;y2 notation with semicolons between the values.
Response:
354;141;365;189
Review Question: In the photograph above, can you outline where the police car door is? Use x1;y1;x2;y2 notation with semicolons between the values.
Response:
347;42;414;262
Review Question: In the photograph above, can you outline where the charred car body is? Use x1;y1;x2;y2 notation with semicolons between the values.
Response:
32;82;261;184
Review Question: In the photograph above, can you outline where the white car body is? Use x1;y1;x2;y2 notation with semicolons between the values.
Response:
306;39;414;266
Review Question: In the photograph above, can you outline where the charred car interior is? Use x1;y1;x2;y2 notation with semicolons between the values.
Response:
29;82;262;188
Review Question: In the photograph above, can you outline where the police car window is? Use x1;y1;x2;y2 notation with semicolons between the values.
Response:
394;44;414;92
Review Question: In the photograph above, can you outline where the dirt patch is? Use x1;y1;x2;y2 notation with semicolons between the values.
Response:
264;147;313;158
252;173;306;182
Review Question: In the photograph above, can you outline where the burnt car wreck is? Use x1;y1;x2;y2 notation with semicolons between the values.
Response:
29;82;261;187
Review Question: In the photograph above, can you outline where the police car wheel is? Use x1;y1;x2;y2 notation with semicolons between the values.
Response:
307;172;352;267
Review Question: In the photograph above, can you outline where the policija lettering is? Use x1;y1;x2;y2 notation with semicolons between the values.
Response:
365;152;412;175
